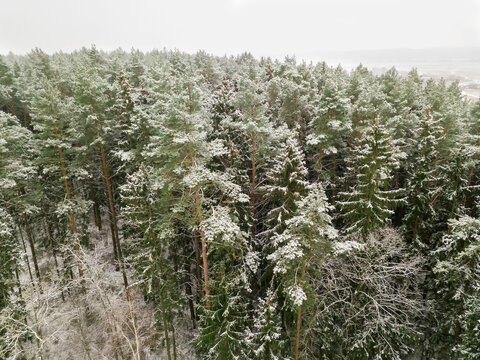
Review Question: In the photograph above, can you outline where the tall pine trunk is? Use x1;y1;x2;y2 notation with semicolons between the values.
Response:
250;134;257;242
53;121;83;278
195;190;210;304
94;118;126;285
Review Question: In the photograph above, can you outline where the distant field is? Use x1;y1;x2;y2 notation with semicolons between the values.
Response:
317;47;480;101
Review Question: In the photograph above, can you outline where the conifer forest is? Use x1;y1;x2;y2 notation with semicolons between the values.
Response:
1;48;480;360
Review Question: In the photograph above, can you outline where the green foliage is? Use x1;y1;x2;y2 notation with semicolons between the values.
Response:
193;273;251;360
249;289;287;360
0;209;18;309
262;137;309;238
433;215;480;359
403;108;446;248
338;121;405;236
1;48;479;358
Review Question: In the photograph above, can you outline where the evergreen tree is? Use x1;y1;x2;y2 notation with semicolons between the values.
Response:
403;108;445;246
194;273;251;360
193;205;255;360
0;56;14;114
30;77;87;277
0;208;22;357
338;121;405;235
0;112;41;288
306;69;351;179
249;289;287;360
260;135;309;307
0;208;18;310
433;215;480;359
262;136;309;239
121;165;180;359
269;184;337;359
234;72;274;245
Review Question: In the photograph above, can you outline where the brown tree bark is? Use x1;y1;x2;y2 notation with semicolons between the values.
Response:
250;135;257;242
195;190;210;304
93;117;128;288
294;239;313;360
22;213;41;287
89;180;102;231
53;121;83;278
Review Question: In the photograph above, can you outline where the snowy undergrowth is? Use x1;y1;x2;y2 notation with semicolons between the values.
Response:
2;217;196;359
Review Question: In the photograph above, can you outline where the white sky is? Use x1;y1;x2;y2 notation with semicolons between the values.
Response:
1;0;479;60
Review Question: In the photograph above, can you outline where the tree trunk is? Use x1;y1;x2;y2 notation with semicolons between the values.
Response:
171;321;177;360
294;239;312;360
46;218;65;301
94;118;128;288
89;180;102;231
250;135;257;242
160;295;172;360
184;254;197;328
193;228;202;300
463;166;475;207
53;121;83;278
23;213;41;288
195;190;210;304
331;152;337;204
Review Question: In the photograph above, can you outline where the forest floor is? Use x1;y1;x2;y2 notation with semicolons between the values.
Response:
17;216;197;359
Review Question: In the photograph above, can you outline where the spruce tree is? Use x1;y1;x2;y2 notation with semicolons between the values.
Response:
403;108;445;246
249;289;286;360
433;215;480;359
194;273;251;360
262;136;309;239
260;135;309;306
193;205;254;360
121;165;180;359
306;70;351;182
338;120;405;236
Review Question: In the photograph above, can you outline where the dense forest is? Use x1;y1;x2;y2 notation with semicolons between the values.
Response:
0;47;479;360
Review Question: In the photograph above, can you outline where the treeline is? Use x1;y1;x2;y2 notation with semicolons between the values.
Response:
0;47;479;359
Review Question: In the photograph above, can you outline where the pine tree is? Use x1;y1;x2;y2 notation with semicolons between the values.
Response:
0;56;15;114
140;60;248;307
234;67;275;245
30;77;86;278
72;53;129;285
338;120;405;236
0;112;42;288
275;57;316;146
269;184;337;359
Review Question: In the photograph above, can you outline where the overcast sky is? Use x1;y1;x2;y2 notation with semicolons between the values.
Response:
1;0;479;60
